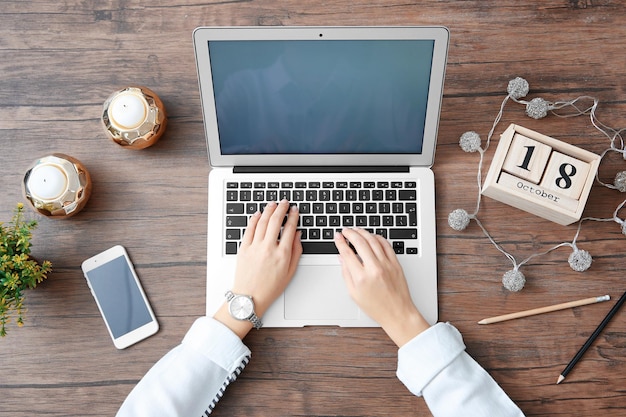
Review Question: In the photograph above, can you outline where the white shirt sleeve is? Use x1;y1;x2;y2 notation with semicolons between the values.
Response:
116;317;251;417
396;322;525;417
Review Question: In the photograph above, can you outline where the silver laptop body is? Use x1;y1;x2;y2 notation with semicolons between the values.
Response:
193;26;449;326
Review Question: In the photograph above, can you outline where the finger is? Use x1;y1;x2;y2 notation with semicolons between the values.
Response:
340;228;379;266
279;203;299;249
241;210;261;246
334;231;364;272
264;199;290;241
253;200;277;242
374;234;399;264
287;230;303;277
351;228;388;261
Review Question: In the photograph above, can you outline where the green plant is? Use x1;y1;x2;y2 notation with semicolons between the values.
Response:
0;203;52;336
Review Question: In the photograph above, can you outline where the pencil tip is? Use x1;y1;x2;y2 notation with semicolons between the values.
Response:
556;375;565;384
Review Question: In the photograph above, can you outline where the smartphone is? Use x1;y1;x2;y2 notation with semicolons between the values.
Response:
81;245;159;349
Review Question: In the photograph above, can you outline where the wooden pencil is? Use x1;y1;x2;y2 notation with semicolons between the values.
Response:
478;295;610;325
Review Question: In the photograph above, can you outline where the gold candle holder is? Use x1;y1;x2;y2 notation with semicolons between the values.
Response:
22;154;92;218
101;86;167;149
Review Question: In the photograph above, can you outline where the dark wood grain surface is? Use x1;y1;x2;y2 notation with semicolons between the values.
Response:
2;1;626;416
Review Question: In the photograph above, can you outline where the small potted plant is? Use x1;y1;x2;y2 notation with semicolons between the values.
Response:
0;203;52;336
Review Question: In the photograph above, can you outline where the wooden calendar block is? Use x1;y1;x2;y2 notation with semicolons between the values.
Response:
481;124;601;225
539;151;591;200
502;134;552;184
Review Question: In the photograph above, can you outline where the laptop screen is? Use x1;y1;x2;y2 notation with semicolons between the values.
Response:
208;40;434;156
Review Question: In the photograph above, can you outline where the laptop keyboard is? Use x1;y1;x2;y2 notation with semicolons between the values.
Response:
224;180;419;255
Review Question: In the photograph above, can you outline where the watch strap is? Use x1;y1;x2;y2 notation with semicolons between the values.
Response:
248;313;263;330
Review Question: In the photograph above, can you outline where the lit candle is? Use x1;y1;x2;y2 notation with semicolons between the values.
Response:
108;90;148;131
27;164;68;200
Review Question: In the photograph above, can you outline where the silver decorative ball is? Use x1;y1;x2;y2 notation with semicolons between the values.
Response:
448;208;471;231
568;249;592;272
525;97;550;119
614;171;626;192
459;131;482;153
502;269;526;292
507;77;530;100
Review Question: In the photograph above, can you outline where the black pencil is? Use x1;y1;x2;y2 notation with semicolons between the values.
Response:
557;290;626;384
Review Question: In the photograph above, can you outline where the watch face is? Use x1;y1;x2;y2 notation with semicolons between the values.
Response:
230;295;253;320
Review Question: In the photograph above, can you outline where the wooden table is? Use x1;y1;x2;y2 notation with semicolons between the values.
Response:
2;1;626;415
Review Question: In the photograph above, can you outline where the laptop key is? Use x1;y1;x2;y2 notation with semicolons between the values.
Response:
225;242;238;255
225;229;241;240
266;190;278;201
301;241;339;254
389;228;418;239
385;189;397;200
393;241;404;254
226;216;247;227
316;216;328;227
299;202;311;214
246;203;258;214
293;190;305;201
407;203;417;226
279;190;291;201
240;190;251;201
226;203;244;214
332;190;344;201
399;190;417;200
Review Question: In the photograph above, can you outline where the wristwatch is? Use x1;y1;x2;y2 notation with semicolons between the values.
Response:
225;290;263;329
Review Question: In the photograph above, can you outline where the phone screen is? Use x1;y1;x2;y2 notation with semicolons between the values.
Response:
85;255;153;338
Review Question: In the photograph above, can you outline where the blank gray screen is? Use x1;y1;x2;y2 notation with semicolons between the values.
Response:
208;39;434;155
86;256;152;338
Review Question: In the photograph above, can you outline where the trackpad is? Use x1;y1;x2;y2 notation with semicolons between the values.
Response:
284;265;359;320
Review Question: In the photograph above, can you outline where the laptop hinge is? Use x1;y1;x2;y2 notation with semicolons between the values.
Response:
233;166;410;174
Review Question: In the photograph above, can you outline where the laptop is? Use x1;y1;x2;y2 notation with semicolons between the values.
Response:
193;26;449;327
